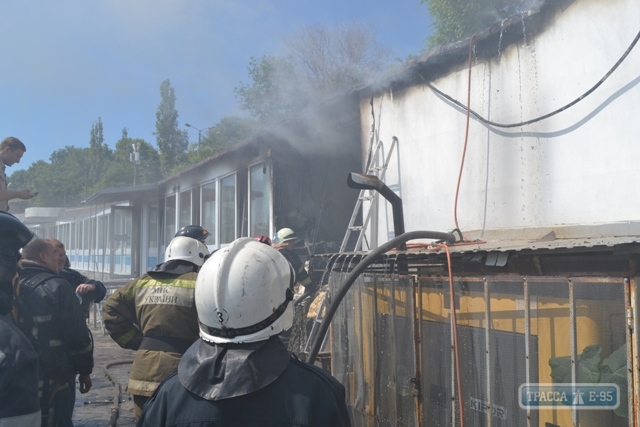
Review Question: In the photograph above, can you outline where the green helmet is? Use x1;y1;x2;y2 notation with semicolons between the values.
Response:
274;228;298;244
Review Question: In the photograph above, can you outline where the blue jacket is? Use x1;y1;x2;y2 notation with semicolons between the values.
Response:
60;267;107;303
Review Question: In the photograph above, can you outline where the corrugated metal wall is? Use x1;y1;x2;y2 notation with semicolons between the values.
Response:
329;271;631;427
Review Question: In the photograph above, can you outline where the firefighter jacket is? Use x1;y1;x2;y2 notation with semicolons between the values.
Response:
279;248;312;288
102;259;200;397
137;336;351;426
0;313;41;427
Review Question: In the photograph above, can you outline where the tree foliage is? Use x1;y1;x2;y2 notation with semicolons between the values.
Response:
104;129;163;188
235;21;390;121
88;117;113;183
421;0;532;47
6;78;258;213
234;55;304;121
180;116;257;167
155;79;189;174
283;21;390;93
7;122;161;211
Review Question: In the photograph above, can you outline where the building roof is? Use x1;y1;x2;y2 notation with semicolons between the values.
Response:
82;183;160;204
359;0;566;96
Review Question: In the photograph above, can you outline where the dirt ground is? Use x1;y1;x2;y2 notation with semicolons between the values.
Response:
72;307;137;427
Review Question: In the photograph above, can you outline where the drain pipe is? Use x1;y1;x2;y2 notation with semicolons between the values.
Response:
306;230;456;364
347;173;406;250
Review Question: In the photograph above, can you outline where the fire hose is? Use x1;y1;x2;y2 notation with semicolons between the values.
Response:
305;230;456;365
103;360;134;427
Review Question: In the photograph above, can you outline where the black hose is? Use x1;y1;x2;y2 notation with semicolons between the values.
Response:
423;28;640;129
306;230;456;364
104;360;134;427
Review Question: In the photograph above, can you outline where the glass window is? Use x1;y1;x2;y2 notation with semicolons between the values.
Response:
249;162;271;237
148;204;159;267
220;174;236;244
165;194;176;246
70;223;76;250
97;216;105;249
201;182;217;246
179;190;192;229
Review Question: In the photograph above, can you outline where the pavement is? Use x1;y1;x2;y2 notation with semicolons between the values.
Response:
72;306;137;427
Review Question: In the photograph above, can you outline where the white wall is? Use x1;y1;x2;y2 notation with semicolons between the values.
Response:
362;0;640;243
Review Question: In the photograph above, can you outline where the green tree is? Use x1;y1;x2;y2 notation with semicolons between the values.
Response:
9;147;95;210
421;0;531;47
88;117;113;183
283;21;390;93
235;22;390;122
48;146;93;205
5;167;38;212
180;116;257;167
155;79;188;174
234;55;304;121
105;128;162;187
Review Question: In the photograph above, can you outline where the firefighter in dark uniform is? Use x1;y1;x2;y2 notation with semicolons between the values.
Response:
175;224;211;244
17;238;94;427
137;237;351;427
0;211;40;427
273;227;312;290
102;236;209;418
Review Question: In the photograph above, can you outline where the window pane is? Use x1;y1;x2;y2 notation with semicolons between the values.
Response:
179;190;192;229
165;194;176;246
148;205;159;268
250;163;271;237
202;182;216;245
220;175;236;244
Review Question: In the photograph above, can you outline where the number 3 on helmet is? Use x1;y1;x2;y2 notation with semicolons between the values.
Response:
195;238;296;344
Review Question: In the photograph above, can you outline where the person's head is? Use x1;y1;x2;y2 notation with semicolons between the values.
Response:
253;235;272;246
0;211;35;313
196;237;296;344
165;236;210;268
273;227;298;249
21;239;60;274
175;225;210;244
0;136;26;167
48;239;67;270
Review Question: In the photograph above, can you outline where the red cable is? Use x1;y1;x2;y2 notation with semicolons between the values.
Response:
453;36;476;232
440;243;466;427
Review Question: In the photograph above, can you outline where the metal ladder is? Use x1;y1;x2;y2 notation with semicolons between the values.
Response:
303;138;398;361
303;288;330;356
339;136;398;253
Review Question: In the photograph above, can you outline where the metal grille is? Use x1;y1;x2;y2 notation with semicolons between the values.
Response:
329;272;632;427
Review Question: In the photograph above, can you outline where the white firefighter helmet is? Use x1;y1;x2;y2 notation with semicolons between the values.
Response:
274;227;298;244
195;237;295;344
165;236;209;267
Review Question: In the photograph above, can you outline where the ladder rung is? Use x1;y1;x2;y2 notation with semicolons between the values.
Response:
340;137;398;253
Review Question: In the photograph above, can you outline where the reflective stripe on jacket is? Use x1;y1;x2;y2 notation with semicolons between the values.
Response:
101;260;200;397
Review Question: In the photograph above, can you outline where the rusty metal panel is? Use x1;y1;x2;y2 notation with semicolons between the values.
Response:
330;271;633;427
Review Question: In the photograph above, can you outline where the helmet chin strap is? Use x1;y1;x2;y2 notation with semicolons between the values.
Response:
202;263;297;340
200;288;293;339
